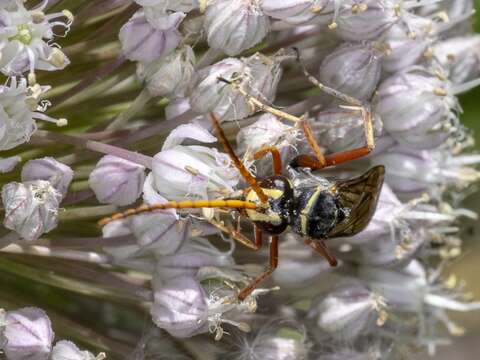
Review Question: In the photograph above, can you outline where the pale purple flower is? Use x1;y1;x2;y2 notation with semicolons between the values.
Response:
308;280;387;341
0;77;66;151
50;340;100;360
204;0;269;56
89;155;146;206
154;236;235;284
21;157;73;198
333;0;398;41
135;0;199;12
2;180;62;241
313;107;383;153
381;17;434;73
433;35;480;85
0;155;21;173
190;53;283;121
151;276;209;338
374;66;460;149
137;45;196;98
0;1;72;78
260;0;334;25
371;146;480;198
3;307;54;360
148;123;239;200
319;42;384;101
119;8;185;64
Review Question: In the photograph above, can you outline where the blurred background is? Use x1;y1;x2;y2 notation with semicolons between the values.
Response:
419;1;480;358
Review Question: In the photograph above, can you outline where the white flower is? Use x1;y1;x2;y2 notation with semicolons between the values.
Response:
135;0;199;12
0;0;72;77
0;155;21;173
51;340;102;360
89;155;146;206
21;157;73;199
0;77;66;151
190;53;283;121
119;8;185;64
137;45;196;98
147;123;239;201
4;307;54;360
2;180;62;241
204;0;269;56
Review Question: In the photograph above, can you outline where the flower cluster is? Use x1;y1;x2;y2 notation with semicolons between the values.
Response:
0;0;480;359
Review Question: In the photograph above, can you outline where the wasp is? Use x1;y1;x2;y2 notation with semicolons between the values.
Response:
99;64;385;301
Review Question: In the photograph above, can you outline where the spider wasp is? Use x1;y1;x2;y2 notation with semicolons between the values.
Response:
99;62;385;301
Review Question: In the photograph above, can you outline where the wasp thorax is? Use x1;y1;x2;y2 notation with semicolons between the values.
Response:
245;176;294;235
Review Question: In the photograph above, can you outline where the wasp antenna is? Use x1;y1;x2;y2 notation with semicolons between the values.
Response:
98;199;257;226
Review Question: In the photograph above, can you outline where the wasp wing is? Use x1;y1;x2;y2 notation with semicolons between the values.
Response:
327;165;385;238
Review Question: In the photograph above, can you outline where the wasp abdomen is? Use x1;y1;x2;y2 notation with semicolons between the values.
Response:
293;187;345;239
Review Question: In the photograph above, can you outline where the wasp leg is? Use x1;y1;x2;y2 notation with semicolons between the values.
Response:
252;146;282;175
210;219;263;251
304;238;338;267
291;53;375;170
210;113;269;204
238;235;279;301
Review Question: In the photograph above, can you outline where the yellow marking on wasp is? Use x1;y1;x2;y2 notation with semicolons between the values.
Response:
300;187;322;235
245;188;283;224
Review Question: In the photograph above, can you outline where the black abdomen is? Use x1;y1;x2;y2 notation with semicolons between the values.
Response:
292;187;345;239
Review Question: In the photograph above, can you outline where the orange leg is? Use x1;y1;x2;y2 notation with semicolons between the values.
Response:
304;238;338;267
210;113;268;203
291;49;375;170
252;146;283;175
238;235;279;300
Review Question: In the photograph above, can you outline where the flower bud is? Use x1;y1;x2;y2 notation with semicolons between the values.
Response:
154;236;235;283
313;108;382;153
2;180;62;241
260;0;333;25
334;0;397;41
319;42;383;101
234;320;310;360
21;157;73;198
308;281;386;340
373;66;458;149
236;113;298;153
381;17;434;73
371;146;480;197
119;9;185;64
433;35;480;85
130;212;188;256
137;45;196;98
149;123;238;200
0;155;21;173
204;0;269;56
4;307;54;360
89;155;146;206
151;276;209;338
51;340;98;360
190;53;283;121
273;233;331;289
